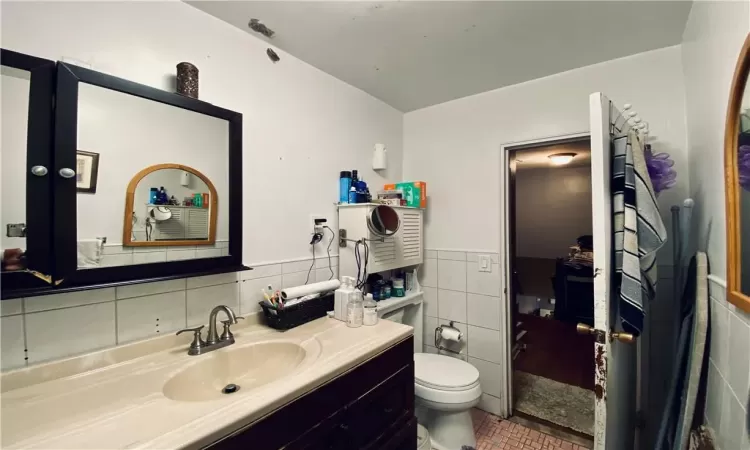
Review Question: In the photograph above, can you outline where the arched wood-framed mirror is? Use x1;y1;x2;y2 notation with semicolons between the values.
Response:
122;163;218;247
724;32;750;313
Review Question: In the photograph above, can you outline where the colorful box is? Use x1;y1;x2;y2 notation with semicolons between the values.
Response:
384;181;427;208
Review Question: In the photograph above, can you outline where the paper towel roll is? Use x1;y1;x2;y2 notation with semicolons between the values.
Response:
440;326;462;342
281;279;341;300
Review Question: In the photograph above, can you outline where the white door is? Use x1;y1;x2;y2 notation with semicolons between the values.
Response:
589;92;637;450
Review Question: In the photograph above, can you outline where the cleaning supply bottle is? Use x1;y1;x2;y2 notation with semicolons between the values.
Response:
348;186;358;204
346;290;364;328
363;293;378;326
334;276;355;321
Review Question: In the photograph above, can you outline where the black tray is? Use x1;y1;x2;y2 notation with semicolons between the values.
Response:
259;292;334;330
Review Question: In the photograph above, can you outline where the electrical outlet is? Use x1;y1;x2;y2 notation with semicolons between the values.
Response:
479;254;492;272
310;215;327;234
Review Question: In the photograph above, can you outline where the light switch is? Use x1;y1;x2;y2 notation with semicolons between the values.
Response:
479;255;492;272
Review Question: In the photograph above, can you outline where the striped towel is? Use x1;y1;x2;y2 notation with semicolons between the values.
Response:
612;130;667;335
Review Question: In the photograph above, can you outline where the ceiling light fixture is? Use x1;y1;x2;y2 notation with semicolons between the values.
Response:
548;152;577;166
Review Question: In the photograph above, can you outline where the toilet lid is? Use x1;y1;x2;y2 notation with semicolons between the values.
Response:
414;353;480;391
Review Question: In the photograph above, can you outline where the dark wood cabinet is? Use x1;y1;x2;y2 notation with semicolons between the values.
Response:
209;336;416;450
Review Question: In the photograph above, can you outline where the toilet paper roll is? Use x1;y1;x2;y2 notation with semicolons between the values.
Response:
440;326;462;342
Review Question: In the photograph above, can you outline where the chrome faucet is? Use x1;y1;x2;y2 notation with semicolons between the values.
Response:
176;305;242;356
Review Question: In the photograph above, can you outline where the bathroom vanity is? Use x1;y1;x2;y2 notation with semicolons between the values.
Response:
0;317;415;450
211;335;415;449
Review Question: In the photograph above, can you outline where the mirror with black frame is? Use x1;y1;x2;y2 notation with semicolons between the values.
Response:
70;78;232;269
0;49;54;281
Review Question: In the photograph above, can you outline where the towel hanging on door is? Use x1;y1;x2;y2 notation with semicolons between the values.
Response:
612;130;667;335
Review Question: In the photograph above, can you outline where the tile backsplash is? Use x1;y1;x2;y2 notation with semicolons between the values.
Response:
419;249;504;415
704;277;750;450
0;256;338;371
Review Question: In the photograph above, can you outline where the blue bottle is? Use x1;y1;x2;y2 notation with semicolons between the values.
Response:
339;171;352;203
348;186;358;204
149;188;158;204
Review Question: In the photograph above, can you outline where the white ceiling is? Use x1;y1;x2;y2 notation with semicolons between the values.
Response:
188;1;692;112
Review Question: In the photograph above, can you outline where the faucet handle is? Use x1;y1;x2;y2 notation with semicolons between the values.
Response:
176;325;206;354
220;317;244;342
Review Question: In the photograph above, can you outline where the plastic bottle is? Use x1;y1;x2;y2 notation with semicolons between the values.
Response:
348;186;358;204
363;293;378;326
346;290;364;328
334;276;355;321
339;171;352;203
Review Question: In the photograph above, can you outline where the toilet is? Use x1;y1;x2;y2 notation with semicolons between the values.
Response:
377;294;482;450
414;353;482;450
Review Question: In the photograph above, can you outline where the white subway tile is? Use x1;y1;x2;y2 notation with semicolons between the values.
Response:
242;264;282;280
315;267;338;283
1;315;26;371
424;316;438;347
116;279;185;300
316;256;339;269
282;271;311;290
719;382;746;450
467;293;501;330
469;357;502;398
425;250;437;259
221;248;230;256
727;311;750;398
99;252;134;267
477;393;502;416
196;248;222;258
710;297;729;376
422;287;438;318
186;272;238;289
466;262;501;296
467;325;501;363
25;288;115;313
166;248;197;261
438;251;466;261
419;258;438;288
705;360;724;431
117;291;186;343
283;259;314;274
186;283;239;327
423;345;438;355
467;252;500;264
438;260;466;292
438;289;467;323
102;245;132;255
0;299;23;317
240;276;282;316
25;302;116;364
132;250;167;264
216;240;229;249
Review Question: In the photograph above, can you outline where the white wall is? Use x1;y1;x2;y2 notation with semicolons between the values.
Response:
0;1;400;369
1;0;403;266
403;45;689;264
681;1;750;449
515;165;592;259
76;82;228;243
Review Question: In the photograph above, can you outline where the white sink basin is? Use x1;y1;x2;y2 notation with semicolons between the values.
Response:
163;341;309;402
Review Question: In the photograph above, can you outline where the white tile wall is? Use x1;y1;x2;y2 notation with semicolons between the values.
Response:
97;240;230;267
0;255;339;372
419;249;505;414
704;277;750;450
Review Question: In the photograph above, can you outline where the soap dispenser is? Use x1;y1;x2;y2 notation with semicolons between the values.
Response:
334;276;355;321
346;290;364;328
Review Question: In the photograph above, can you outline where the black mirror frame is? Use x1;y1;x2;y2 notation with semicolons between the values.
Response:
49;62;247;292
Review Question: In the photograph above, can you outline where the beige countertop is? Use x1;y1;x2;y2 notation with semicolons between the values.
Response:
0;316;413;449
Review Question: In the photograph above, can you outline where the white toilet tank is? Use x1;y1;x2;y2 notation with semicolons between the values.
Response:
377;292;424;352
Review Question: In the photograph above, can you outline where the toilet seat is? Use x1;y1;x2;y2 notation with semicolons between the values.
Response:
414;354;482;404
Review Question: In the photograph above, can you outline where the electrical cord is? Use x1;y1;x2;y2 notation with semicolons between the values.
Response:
304;242;316;285
323;226;335;280
354;239;369;291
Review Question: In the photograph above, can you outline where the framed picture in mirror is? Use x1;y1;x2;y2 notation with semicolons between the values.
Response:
75;150;99;193
724;32;750;313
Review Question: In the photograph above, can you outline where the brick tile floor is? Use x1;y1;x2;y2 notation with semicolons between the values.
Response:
471;409;589;450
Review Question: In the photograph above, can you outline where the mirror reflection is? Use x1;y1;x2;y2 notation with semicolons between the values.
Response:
739;76;750;294
75;83;229;269
1;66;31;272
128;166;215;244
367;205;401;237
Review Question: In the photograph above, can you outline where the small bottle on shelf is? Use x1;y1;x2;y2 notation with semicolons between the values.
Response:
346;290;364;328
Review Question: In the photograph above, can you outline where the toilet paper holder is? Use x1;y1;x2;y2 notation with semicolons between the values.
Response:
434;321;463;355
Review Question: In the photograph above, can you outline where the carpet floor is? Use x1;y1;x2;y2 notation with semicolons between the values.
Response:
514;371;595;436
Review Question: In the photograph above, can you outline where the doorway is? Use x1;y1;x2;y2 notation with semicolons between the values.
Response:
504;136;596;437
